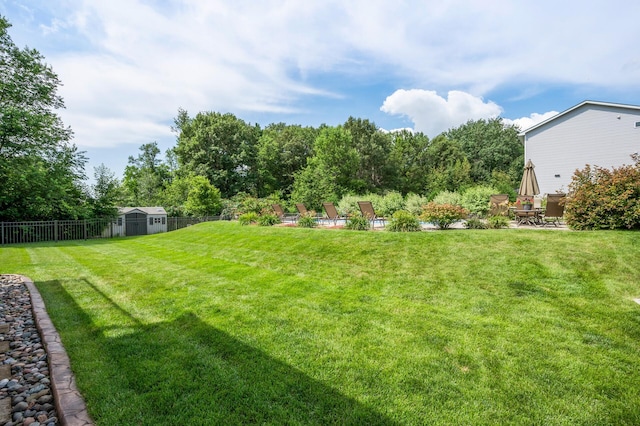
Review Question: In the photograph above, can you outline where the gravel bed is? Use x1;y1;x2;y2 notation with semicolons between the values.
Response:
0;275;58;426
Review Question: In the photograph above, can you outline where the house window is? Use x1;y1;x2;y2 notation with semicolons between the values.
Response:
154;217;162;224
635;121;640;128
117;218;122;226
161;217;166;225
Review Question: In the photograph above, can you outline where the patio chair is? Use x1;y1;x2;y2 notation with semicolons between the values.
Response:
489;194;510;216
295;203;308;216
322;202;346;226
540;193;566;227
357;201;386;228
272;204;295;223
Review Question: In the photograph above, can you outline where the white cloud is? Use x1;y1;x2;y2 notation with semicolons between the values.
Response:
380;90;503;136
4;0;640;151
503;111;559;132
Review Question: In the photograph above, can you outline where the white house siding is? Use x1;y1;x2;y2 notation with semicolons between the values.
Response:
523;103;640;195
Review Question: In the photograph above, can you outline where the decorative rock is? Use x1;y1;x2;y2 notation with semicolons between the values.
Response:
0;276;58;425
12;401;28;412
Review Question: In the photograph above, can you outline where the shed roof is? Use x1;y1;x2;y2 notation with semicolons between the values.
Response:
518;100;640;136
118;207;167;215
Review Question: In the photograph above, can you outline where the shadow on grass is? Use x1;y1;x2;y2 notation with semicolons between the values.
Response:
38;279;396;425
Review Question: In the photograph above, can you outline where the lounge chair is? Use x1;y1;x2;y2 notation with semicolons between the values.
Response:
540;194;566;227
322;202;346;226
295;203;308;216
272;204;295;223
357;201;386;228
489;194;510;216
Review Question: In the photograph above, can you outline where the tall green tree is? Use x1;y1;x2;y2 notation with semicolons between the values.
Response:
0;16;89;221
256;123;317;197
173;110;261;198
291;126;359;209
90;164;120;219
343;117;395;193
443;118;523;185
121;142;170;206
388;130;430;195
425;135;472;196
183;175;222;217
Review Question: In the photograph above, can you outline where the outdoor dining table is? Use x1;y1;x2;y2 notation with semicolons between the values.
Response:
511;207;544;226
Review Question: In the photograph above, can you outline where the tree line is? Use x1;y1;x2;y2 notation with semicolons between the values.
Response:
0;15;524;222
109;112;523;215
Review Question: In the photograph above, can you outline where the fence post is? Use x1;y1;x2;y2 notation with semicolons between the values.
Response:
1;222;4;246
84;219;87;240
54;220;58;242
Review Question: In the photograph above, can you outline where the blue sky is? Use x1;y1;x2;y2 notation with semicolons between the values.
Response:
2;0;640;182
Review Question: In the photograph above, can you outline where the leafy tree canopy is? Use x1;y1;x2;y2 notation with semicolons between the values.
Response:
443;118;523;185
0;16;89;221
173;110;261;198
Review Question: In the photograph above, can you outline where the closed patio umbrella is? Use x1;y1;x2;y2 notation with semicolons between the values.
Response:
518;159;540;196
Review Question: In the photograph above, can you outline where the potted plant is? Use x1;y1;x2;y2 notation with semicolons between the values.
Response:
521;198;533;211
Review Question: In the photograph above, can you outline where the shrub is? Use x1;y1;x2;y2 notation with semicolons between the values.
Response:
238;212;259;225
233;193;283;216
431;190;462;206
405;193;428;216
387;210;421;232
336;194;361;217
377;191;405;217
464;218;487;229
257;213;280;226
345;213;370;230
419;202;468;229
487;215;510;229
220;199;240;220
461;185;499;218
565;155;640;230
297;213;318;228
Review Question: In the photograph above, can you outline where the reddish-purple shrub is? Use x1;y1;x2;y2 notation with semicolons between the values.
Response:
565;154;640;230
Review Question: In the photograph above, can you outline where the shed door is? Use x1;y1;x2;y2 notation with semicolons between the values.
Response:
125;213;147;236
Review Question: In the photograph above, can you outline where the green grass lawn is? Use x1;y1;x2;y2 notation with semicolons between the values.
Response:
2;222;640;425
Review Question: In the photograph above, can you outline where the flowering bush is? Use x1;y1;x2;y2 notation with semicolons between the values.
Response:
419;202;469;229
565;154;640;230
